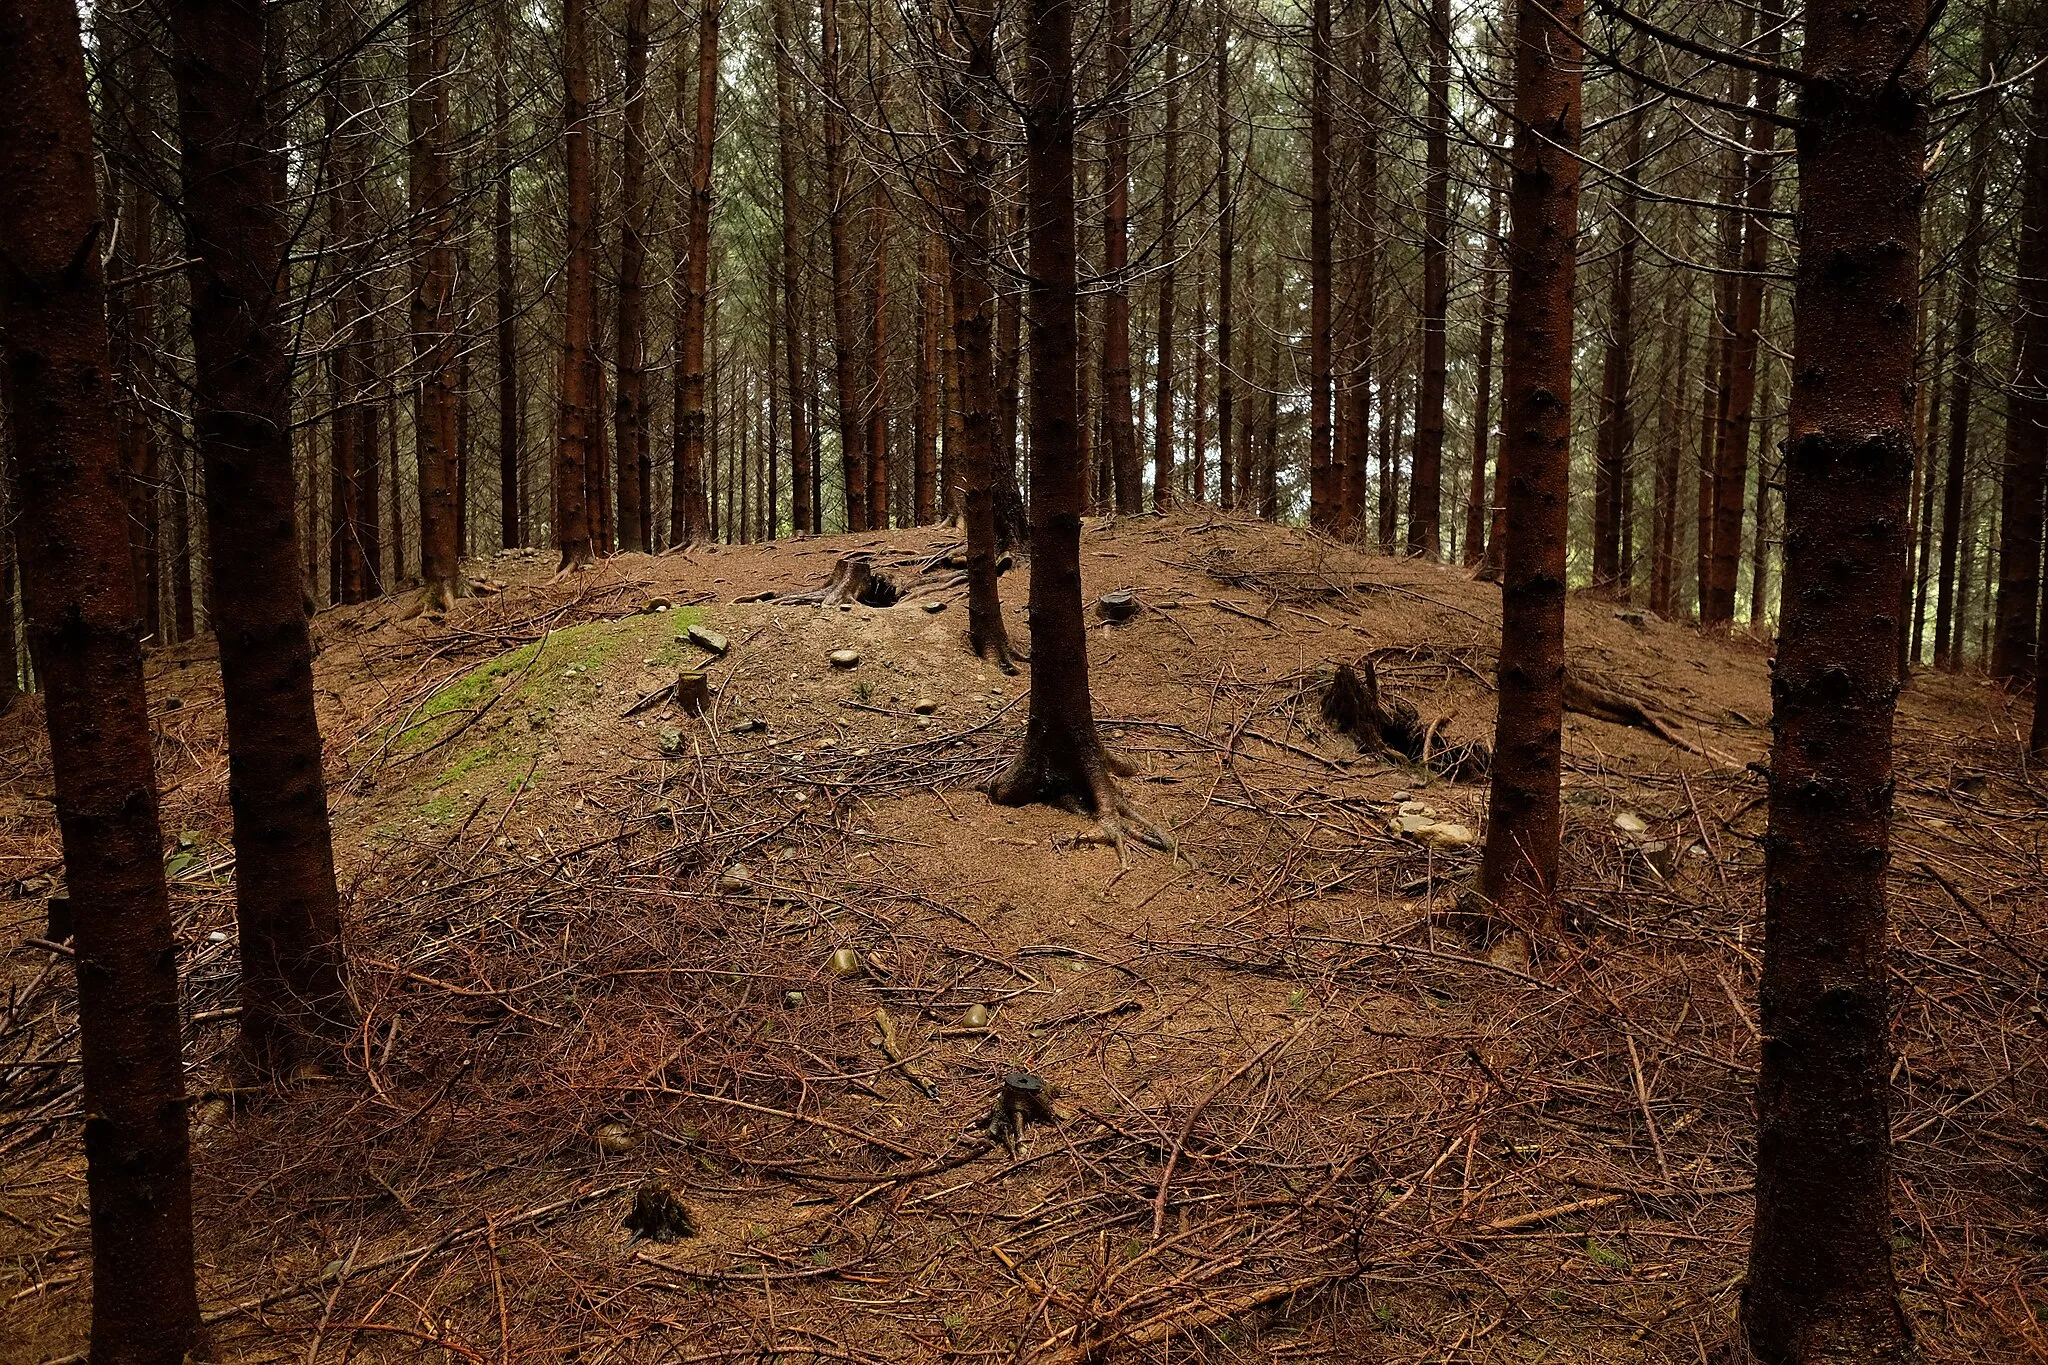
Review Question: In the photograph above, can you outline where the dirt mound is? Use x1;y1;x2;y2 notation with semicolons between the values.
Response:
2;511;2041;1363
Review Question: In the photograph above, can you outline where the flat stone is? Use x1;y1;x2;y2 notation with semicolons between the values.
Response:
717;864;752;892
686;624;730;655
1419;821;1477;850
829;649;861;669
922;600;948;613
1391;812;1438;837
912;697;939;714
1613;811;1648;836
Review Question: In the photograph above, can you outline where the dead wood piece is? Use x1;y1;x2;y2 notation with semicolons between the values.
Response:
1563;670;1737;764
624;1178;697;1243
871;1007;940;1100
1321;661;1490;780
820;555;901;608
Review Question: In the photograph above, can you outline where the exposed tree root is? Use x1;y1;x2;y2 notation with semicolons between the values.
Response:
992;736;1175;867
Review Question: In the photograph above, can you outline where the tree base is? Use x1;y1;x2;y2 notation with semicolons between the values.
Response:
990;735;1174;865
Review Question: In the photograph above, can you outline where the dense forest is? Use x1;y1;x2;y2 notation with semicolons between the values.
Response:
1;0;2045;1357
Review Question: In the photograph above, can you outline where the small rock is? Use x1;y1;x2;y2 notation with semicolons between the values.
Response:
1612;811;1649;836
1419;821;1477;850
644;597;673;614
717;865;752;892
913;697;939;714
922;600;948;613
829;649;861;669
785;990;807;1008
828;947;864;978
1613;609;1647;629
595;1121;639;1154
962;1003;992;1029
1397;800;1436;817
1391;812;1439;837
1488;932;1532;973
686;624;729;655
730;717;767;734
1389;790;1414;802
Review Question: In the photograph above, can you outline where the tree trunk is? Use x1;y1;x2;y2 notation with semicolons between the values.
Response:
1214;0;1234;511
494;0;521;550
111;38;164;639
613;0;650;552
1102;0;1139;515
823;0;866;532
867;196;893;527
1475;0;1581;937
1342;0;1380;537
775;0;810;538
1192;267;1209;502
1464;150;1503;567
1995;68;2048;683
1306;0;1335;530
169;0;349;1069
0;0;200;1350
1741;0;1924;1356
1407;0;1450;557
917;223;942;523
1652;311;1689;616
673;0;719;543
1704;2;1782;626
323;0;374;599
1154;42;1182;511
992;0;1159;849
1593;88;1646;594
410;0;463;608
556;0;596;567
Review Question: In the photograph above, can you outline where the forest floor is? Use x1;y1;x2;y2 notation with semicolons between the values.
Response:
2;509;2045;1364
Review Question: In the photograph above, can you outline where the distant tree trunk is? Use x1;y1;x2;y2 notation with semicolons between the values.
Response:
0;0;199;1350
1652;311;1688;616
1741;0;1924;1355
1154;42;1182;511
994;219;1027;543
171;437;196;637
410;0;463;608
1749;333;1776;628
556;0;596;567
673;0;719;543
867;197;893;527
1465;151;1503;566
993;0;1159;848
613;0;650;552
323;0;374;599
1995;72;2048;683
1593;87;1646;595
1192;267;1210;501
1476;0;1582;937
111;39;164;638
1214;0;1235;511
1936;10;1997;669
494;0;521;550
1102;0;1139;514
917;223;942;523
823;0;866;532
1907;286;1943;666
1342;0;1380;536
943;0;1015;667
1407;0;1449;557
169;0;349;1068
1306;0;1335;530
1695;285;1724;615
1705;1;1782;626
776;0;810;538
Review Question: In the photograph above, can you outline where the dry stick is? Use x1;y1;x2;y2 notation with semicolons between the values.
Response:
1480;1191;1629;1232
1149;1025;1299;1237
1624;1030;1672;1180
1917;858;2042;975
662;1089;929;1159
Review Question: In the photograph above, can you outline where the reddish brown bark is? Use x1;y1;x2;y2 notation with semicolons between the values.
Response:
1592;90;1645;595
993;0;1160;850
1306;0;1334;531
410;0;463;608
1407;0;1449;557
1652;310;1688;616
1996;65;2048;683
1341;0;1380;537
1102;0;1139;515
494;0;522;550
917;224;942;524
673;0;719;543
556;0;596;567
613;0;650;552
1214;1;1235;510
322;0;377;599
1;0;199;1350
867;197;893;528
1464;152;1503;567
110;37;164;638
823;0;867;531
1153;41;1182;511
1742;0;1924;1355
1475;0;1582;935
170;0;350;1069
775;0;811;538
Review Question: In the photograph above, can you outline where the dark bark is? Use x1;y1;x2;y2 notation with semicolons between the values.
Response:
1307;0;1335;530
776;0;810;538
992;0;1161;850
556;0;596;567
823;0;867;532
1153;42;1182;511
110;37;164;639
917;224;941;523
1102;0;1139;515
1652;310;1688;616
1465;152;1503;567
614;0;650;552
322;0;375;599
0;0;199;1351
495;0;521;550
1741;0;1925;1357
410;0;463;608
1995;66;2048;682
867;196;893;528
673;0;719;543
1407;0;1449;557
1475;0;1581;936
1593;89;1646;594
169;0;350;1069
1214;0;1234;509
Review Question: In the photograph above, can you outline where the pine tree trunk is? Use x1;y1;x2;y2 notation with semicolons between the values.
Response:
867;197;893;527
411;0;463;607
556;0;596;566
494;0;521;551
169;0;349;1069
1154;42;1182;511
1995;68;2048;683
0;1;199;1348
1742;0;1924;1355
1342;0;1380;536
1214;0;1234;511
673;0;719;543
776;0;811;539
323;0;374;598
1653;313;1688;616
112;38;164;638
1192;268;1210;502
1476;0;1581;936
1306;0;1334;530
1407;0;1450;557
823;0;866;532
1593;89;1646;593
1102;0;1139;515
1465;151;1503;567
612;0;650;552
917;224;942;523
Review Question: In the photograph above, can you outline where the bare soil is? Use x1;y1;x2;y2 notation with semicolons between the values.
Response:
3;510;2044;1363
